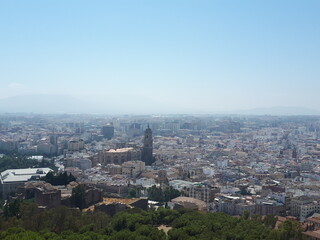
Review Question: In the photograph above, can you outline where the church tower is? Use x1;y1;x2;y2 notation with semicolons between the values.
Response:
141;125;154;165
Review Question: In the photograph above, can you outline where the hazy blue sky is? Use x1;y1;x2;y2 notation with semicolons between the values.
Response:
0;0;320;113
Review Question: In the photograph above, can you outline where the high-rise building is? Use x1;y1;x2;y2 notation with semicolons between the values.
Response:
141;126;154;165
127;123;141;137
37;135;58;156
49;135;58;146
292;148;298;159
102;124;114;139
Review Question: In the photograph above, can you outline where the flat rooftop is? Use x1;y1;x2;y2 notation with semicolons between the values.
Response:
1;168;52;183
107;148;134;153
83;197;145;212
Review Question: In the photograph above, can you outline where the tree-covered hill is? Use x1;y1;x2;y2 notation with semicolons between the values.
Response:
0;201;305;240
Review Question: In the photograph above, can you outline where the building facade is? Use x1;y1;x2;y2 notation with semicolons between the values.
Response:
102;125;115;139
0;168;53;199
121;161;145;177
99;148;141;166
68;139;85;151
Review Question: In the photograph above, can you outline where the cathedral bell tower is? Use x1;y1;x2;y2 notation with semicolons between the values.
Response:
141;125;154;165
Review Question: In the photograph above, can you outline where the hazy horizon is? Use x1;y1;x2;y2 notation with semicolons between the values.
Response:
0;93;319;116
1;1;320;114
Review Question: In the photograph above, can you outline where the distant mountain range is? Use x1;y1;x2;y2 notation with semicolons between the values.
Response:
0;94;319;116
0;94;173;114
228;106;320;116
0;95;96;114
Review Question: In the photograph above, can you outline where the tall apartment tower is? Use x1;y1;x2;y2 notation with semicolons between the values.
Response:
102;124;114;139
49;135;58;155
141;125;154;165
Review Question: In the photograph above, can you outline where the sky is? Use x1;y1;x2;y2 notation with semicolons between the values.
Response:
0;0;320;114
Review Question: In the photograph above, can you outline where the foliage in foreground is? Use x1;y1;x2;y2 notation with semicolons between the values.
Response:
147;185;181;203
42;171;76;186
0;201;306;240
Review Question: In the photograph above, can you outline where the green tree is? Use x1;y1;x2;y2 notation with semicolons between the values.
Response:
127;189;137;198
4;199;21;219
42;172;76;186
71;185;86;209
163;187;180;202
263;215;277;229
148;185;164;202
148;186;180;203
0;199;305;240
242;210;250;220
277;220;304;240
0;228;44;240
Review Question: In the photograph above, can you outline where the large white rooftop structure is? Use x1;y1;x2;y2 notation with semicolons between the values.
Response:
0;168;53;199
1;168;52;183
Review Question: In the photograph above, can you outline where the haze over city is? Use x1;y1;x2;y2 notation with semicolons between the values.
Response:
1;0;320;114
3;2;320;239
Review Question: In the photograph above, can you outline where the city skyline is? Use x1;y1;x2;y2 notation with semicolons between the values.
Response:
1;1;320;114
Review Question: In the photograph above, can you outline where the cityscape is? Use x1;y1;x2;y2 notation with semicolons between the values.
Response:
1;114;320;239
1;0;320;239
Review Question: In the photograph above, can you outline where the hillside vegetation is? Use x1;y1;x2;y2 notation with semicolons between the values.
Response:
0;200;305;240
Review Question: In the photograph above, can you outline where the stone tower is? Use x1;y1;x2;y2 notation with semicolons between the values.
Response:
141;125;154;165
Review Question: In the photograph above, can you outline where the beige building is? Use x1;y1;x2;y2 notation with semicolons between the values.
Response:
73;158;92;170
68;139;85;151
0;139;18;152
170;180;219;204
235;202;256;216
290;196;319;221
98;148;141;166
121;161;145;177
182;184;219;204
300;202;320;222
106;164;122;175
170;197;207;211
